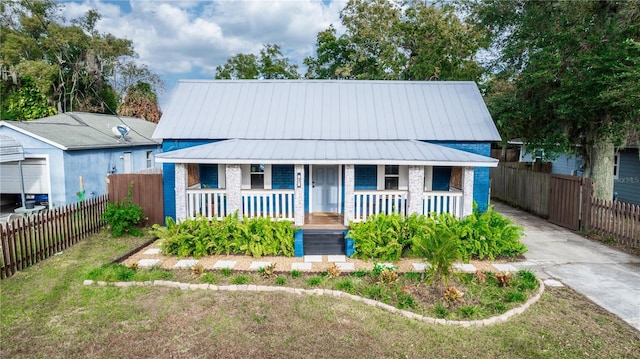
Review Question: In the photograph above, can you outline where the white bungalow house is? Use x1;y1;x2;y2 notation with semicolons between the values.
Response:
153;80;500;236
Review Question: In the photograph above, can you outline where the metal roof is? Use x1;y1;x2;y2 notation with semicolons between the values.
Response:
0;112;160;150
0;135;25;162
153;80;502;142
155;139;499;167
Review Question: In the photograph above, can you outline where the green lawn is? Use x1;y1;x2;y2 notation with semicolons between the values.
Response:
1;230;639;359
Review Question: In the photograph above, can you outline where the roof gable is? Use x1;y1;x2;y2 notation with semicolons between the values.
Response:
0;112;160;150
153;80;501;142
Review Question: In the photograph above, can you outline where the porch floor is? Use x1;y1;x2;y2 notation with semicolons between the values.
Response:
303;213;346;230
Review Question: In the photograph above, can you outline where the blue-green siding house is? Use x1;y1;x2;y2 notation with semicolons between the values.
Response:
153;80;500;226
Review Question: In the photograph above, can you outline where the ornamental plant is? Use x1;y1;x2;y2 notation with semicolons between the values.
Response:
151;213;296;258
103;182;146;237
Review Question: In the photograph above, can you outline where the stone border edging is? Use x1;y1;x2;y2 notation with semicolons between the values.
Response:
82;278;545;327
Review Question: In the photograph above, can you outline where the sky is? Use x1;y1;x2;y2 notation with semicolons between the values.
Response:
59;0;348;108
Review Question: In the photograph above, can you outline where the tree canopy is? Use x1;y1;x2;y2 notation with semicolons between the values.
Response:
0;0;163;121
304;0;484;81
468;0;640;200
215;44;300;80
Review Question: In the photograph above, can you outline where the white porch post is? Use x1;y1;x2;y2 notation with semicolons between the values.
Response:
462;166;475;217
407;165;424;215
294;164;305;226
226;164;242;215
175;163;188;221
344;164;355;226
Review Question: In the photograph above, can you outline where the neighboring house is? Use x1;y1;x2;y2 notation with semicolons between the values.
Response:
515;142;584;176
614;146;640;205
153;80;500;228
0;112;161;209
511;139;640;205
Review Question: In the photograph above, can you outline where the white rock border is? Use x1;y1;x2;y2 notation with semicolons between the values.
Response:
82;278;545;327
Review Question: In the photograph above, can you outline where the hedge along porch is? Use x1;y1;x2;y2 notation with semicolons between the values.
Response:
153;80;501;254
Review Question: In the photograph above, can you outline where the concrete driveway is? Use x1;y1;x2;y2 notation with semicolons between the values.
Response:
493;202;640;332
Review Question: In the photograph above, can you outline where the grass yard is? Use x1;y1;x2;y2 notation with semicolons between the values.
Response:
1;230;639;359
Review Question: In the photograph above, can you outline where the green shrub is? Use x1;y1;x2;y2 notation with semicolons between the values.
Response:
151;213;296;258
347;205;526;262
456;205;526;261
433;302;450;318
458;305;478;318
103;182;146;237
307;276;323;287
230;275;248;284
350;269;369;278
513;270;538;291
334;278;356;293
201;273;217;284
347;213;428;261
412;223;461;284
362;284;390;302
290;270;302;278
274;276;287;286
220;268;233;276
396;292;417;309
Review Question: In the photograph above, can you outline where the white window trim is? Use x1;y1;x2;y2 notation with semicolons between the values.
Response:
242;164;271;189
613;152;620;180
146;151;153;168
377;165;407;190
424;166;433;191
218;164;226;189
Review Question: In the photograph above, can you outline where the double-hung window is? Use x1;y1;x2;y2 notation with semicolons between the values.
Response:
250;164;265;189
384;165;399;190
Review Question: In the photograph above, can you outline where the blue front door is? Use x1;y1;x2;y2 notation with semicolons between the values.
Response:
312;165;339;212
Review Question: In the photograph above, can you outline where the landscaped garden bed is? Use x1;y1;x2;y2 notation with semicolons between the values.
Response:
102;203;537;322
86;261;540;322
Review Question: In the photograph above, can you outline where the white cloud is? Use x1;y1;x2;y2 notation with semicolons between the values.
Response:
62;0;344;76
60;0;346;107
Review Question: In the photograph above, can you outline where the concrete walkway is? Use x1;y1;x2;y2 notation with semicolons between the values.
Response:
494;202;640;331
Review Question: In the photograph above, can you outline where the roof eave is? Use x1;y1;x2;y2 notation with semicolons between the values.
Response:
0;121;68;150
155;157;498;168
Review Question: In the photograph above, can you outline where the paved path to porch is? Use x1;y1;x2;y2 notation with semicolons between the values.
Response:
493;202;640;332
126;245;516;275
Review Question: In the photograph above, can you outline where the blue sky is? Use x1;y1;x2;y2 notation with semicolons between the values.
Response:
60;0;347;107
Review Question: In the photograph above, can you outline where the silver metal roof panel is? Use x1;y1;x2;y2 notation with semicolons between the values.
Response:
155;139;498;167
153;80;501;142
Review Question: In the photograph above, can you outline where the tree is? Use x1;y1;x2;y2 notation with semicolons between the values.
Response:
469;0;640;200
118;82;162;123
0;0;155;120
111;59;164;106
3;77;56;120
304;0;484;81
215;44;299;79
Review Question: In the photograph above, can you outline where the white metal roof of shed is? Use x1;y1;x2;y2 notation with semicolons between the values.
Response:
153;80;501;142
155;139;498;167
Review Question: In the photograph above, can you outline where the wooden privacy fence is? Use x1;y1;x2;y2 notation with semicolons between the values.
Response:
548;175;590;231
588;199;639;248
106;173;164;225
492;163;639;249
490;164;551;217
0;195;107;279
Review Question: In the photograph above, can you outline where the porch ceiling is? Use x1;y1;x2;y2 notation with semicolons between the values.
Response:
155;139;498;167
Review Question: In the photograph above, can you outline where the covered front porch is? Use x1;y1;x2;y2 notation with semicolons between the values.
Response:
175;163;474;227
157;139;499;227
